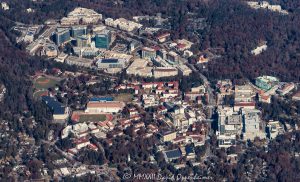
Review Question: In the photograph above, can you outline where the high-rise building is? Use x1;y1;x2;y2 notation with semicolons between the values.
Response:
71;26;87;38
95;30;111;49
55;28;71;45
76;35;89;47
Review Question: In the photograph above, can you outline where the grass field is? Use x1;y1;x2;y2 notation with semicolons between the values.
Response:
33;90;49;99
34;76;59;89
79;114;106;122
114;93;133;102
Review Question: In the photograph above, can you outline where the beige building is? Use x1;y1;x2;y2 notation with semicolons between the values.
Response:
85;101;125;113
160;131;177;142
65;56;93;68
153;67;178;78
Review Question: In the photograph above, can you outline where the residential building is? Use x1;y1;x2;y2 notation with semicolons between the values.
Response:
277;82;295;96
167;51;179;64
156;33;170;43
292;91;300;101
185;85;206;101
160;130;177;142
141;47;156;59
177;64;192;76
105;18;142;32
163;148;182;162
266;120;284;139
176;39;193;51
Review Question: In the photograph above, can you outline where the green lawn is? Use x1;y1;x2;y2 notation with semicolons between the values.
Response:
34;76;59;89
79;114;106;122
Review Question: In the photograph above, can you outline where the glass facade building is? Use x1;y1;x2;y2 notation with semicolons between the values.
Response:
95;30;111;49
71;26;87;38
55;28;71;45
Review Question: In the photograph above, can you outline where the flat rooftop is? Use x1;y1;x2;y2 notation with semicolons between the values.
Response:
100;59;119;63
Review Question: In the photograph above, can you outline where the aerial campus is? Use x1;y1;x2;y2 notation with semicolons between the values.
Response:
1;1;300;181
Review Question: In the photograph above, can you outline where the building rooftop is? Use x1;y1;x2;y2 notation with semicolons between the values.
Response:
165;149;182;159
42;96;66;115
87;101;125;108
99;59;119;63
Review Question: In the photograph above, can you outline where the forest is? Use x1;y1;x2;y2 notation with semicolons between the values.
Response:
0;0;300;181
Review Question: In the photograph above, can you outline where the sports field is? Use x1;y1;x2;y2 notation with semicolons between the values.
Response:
78;114;106;122
33;90;49;99
34;76;59;89
114;93;133;102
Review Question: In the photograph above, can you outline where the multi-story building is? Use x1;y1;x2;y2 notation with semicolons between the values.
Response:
141;47;156;59
177;64;192;76
95;30;111;49
96;58;126;69
160;130;177;142
71;26;87;38
255;76;279;91
167;51;179;64
185;85;206;101
61;7;102;25
153;67;178;78
266;120;284;139
234;84;256;110
42;96;70;123
76;35;89;47
126;58;153;77
105;18;142;32
242;109;265;140
55;28;71;45
65;56;93;68
216;107;242;148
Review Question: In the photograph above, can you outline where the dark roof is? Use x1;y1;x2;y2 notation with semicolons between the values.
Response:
90;97;114;102
165;149;182;159
42;96;65;115
100;59;119;63
185;145;195;154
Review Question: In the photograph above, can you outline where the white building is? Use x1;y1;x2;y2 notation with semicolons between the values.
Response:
153;67;178;78
251;44;267;55
61;7;102;25
242;109;265;140
105;18;142;32
126;58;153;77
216;107;242;148
1;2;9;10
85;101;125;113
65;56;93;68
266;120;284;139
